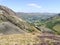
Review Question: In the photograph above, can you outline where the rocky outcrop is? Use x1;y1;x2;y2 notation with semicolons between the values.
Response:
0;5;16;15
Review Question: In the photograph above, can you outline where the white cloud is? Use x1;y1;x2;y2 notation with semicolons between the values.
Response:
27;3;42;8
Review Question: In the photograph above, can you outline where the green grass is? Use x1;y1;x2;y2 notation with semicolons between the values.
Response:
0;20;3;23
53;24;60;34
45;17;60;35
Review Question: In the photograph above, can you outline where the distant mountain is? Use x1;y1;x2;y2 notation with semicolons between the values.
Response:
16;12;56;23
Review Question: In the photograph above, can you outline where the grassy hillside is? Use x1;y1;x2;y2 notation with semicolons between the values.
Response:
0;33;60;45
0;5;41;35
53;24;60;34
45;15;60;35
53;24;60;31
0;33;40;45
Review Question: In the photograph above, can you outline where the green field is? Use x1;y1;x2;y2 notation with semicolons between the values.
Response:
53;24;60;34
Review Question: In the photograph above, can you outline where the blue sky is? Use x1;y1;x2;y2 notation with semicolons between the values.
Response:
0;0;60;13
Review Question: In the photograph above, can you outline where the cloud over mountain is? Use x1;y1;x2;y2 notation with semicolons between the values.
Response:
27;3;42;8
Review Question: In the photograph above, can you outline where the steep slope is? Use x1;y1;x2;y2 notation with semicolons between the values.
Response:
0;5;40;35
